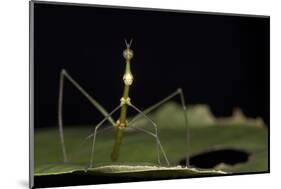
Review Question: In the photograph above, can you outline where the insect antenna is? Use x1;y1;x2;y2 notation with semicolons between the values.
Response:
125;39;133;48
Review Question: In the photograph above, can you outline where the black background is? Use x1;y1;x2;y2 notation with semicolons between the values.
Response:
33;2;269;128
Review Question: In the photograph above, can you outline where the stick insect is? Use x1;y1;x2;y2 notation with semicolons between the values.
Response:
58;39;189;168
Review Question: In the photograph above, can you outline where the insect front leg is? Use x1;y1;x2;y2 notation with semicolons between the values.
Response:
58;69;116;163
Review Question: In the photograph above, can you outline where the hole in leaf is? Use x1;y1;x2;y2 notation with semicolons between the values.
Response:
179;149;250;168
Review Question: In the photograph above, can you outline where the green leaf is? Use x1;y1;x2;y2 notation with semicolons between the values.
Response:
34;102;268;180
35;164;226;177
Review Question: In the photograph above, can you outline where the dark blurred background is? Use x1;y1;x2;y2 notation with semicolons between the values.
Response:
33;2;269;128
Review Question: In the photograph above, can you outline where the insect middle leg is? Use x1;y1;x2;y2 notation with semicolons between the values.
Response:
127;103;170;166
128;88;190;167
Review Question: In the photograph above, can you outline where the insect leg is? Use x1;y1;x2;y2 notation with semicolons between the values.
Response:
177;88;190;167
127;126;169;166
128;88;189;167
129;89;181;124
89;105;122;168
58;69;116;162
128;103;170;166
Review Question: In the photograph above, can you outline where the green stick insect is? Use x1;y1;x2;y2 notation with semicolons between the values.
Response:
58;39;189;168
